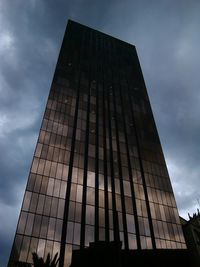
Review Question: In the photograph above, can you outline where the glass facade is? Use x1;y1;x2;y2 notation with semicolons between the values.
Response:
8;20;186;267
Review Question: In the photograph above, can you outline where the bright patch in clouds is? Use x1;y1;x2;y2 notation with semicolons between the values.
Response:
0;31;14;52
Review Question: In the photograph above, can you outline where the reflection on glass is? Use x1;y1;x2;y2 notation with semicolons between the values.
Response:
53;180;60;197
51;195;59;212
33;215;42;237
99;208;105;227
126;214;135;234
34;175;42;192
57;199;65;219
68;201;75;221
44;240;53;261
17;212;27;234
12;235;23;260
75;203;82;222
27;237;38;262
55;219;63;241
47;218;56;240
125;196;133;214
64;244;72;267
60;181;67;198
25;213;34;235
99;190;104;208
85;225;94;246
19;236;30;262
86;205;95;225
66;222;74;243
99;227;105;241
73;223;81;245
40;176;48;194
22;191;32;211
52;242;60;258
76;185;83;203
87;171;95;187
37;195;45;214
30;193;39;213
44;196;51;216
86;187;95;205
40;216;49;238
128;233;137;249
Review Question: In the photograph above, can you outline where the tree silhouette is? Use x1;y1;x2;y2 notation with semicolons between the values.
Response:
32;252;59;267
15;262;31;267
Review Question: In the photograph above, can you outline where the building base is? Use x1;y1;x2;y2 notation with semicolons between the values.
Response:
70;241;194;267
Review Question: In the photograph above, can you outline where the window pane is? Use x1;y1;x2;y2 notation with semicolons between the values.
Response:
66;222;74;243
128;234;137;249
40;216;49;238
17;212;27;234
86;187;95;205
76;185;83;203
19;236;30;262
75;203;82;222
37;239;46;258
50;198;58;217
60;181;67;198
25;213;34;235
73;223;81;245
22;191;32;211
85;225;94;246
47;178;54;196
55;219;63;241
53;180;61;197
86;205;95;225
30;193;38;212
33;215;42;237
36;195;45;214
47;218;56;240
57;198;65;219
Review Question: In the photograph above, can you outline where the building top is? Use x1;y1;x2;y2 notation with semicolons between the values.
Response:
67;19;136;48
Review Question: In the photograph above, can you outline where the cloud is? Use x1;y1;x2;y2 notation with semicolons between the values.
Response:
166;157;200;217
0;94;40;138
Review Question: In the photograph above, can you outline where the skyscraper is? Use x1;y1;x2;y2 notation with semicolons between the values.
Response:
8;20;186;267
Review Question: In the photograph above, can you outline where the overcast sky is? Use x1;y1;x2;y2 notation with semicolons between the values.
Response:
0;0;200;265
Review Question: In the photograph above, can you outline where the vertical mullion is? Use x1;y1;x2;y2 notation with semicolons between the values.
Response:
95;89;99;242
102;81;110;242
94;34;99;241
80;31;92;249
102;37;110;242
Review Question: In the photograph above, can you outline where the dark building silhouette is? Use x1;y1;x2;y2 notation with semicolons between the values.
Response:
70;241;191;267
180;211;200;267
8;20;187;267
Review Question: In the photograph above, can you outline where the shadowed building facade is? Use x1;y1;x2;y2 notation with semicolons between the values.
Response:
8;20;186;267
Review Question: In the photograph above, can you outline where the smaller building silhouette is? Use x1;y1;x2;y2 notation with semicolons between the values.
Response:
180;210;200;267
70;240;191;267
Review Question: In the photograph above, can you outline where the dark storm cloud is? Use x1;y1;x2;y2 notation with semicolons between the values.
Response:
0;0;200;265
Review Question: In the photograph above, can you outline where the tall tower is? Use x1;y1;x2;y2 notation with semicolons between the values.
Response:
8;20;186;267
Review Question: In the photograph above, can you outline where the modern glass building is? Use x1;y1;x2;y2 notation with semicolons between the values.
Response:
8;20;186;267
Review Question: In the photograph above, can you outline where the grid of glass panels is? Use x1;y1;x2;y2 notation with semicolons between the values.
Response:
8;20;186;267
